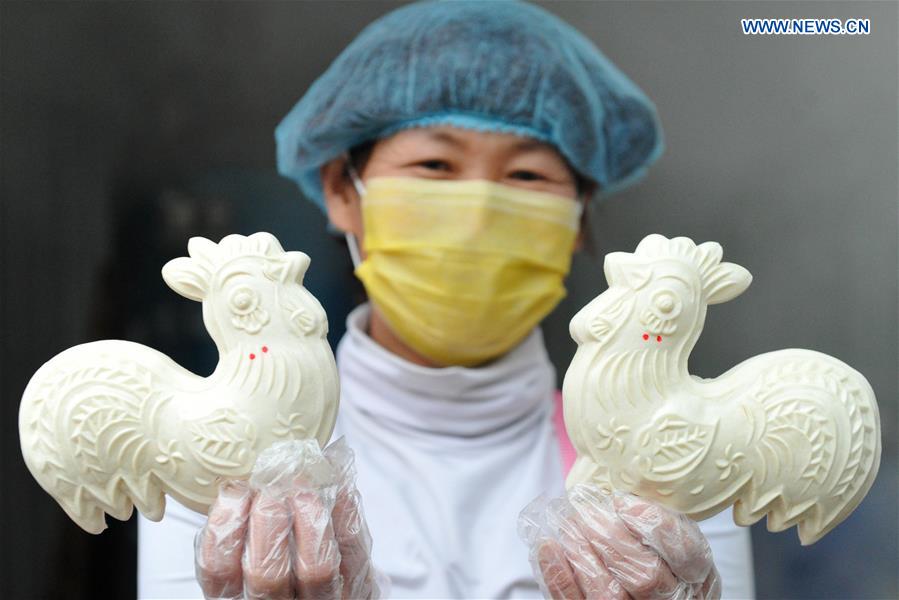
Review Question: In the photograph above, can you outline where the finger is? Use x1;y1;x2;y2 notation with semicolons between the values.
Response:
535;539;584;600
243;492;295;600
559;516;628;600
699;565;722;600
612;494;713;584
195;480;253;599
290;488;343;599
331;485;375;599
569;487;678;600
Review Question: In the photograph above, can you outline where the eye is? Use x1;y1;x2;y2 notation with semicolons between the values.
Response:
656;293;675;313
509;170;545;181
651;289;682;318
229;286;259;315
416;159;451;171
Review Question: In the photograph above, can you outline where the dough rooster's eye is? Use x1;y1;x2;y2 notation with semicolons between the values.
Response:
230;286;259;315
651;289;681;318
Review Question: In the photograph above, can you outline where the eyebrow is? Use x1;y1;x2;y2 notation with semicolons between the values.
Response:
424;129;550;152
424;130;466;148
511;138;549;152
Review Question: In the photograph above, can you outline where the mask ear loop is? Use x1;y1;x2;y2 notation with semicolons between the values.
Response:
342;151;365;269
576;185;598;261
346;232;362;270
344;152;367;197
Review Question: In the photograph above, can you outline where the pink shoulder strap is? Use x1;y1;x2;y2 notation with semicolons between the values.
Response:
552;390;577;477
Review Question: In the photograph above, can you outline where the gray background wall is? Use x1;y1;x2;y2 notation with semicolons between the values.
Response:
2;1;896;598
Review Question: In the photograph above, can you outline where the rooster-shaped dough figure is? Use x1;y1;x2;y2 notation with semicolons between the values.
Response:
19;232;338;534
563;234;880;545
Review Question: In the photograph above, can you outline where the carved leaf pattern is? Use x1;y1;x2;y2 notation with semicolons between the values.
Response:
641;417;717;479
188;410;256;472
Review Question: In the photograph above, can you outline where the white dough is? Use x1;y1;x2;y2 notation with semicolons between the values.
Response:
563;234;881;545
19;232;339;533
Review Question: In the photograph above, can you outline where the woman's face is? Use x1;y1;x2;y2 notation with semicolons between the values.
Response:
320;125;595;257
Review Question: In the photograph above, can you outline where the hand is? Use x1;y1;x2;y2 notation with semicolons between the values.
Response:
519;484;721;600
194;438;382;600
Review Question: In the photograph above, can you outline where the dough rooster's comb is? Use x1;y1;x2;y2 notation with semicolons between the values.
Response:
563;234;881;545
19;232;339;534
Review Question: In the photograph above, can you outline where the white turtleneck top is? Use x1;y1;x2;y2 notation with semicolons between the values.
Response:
138;302;755;599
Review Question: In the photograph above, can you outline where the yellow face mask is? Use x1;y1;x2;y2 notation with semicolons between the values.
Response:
347;169;583;367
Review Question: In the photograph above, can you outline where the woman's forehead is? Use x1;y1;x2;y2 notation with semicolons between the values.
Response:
377;126;567;161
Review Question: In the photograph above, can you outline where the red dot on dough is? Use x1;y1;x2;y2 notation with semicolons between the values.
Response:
642;334;649;341
262;346;268;353
249;353;256;360
657;336;662;342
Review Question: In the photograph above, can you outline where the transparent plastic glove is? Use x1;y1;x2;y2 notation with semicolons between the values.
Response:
519;483;721;600
194;437;384;600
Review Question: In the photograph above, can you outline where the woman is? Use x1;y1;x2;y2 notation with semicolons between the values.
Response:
138;1;755;598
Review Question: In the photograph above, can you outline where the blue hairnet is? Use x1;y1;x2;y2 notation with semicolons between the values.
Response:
275;0;664;213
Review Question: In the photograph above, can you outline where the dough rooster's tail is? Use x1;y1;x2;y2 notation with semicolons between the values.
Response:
19;342;167;534
733;351;880;545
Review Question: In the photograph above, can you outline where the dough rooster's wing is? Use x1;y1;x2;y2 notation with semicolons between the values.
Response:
636;416;719;487
185;408;258;483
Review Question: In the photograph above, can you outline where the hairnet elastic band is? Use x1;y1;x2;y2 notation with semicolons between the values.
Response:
374;111;556;147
